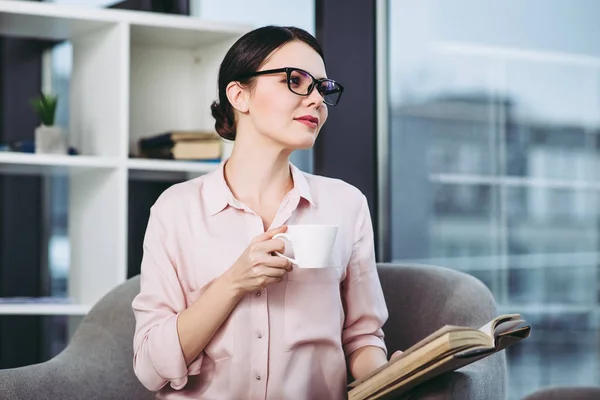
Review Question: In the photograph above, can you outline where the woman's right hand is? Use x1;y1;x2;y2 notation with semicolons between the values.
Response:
222;225;293;297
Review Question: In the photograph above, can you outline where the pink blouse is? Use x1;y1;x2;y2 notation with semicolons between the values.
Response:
132;161;389;400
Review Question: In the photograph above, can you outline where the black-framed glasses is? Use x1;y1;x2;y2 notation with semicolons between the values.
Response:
235;67;344;106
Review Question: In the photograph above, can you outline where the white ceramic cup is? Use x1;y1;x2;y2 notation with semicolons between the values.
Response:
272;225;338;268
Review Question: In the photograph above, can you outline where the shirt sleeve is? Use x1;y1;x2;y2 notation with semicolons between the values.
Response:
341;194;389;357
131;206;203;392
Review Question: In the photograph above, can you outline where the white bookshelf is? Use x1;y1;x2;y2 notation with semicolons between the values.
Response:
0;1;249;315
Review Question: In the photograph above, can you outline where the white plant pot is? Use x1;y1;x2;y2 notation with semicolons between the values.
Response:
35;125;67;155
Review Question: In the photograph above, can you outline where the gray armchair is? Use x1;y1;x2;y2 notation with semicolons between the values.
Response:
522;387;600;400
0;264;506;400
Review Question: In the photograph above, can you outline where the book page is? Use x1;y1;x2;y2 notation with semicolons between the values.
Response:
493;318;526;336
478;320;495;338
495;326;532;350
478;314;522;337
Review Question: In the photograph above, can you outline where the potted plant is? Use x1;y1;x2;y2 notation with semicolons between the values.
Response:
30;92;67;154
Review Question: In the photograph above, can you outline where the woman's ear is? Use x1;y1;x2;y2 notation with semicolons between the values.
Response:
226;81;249;113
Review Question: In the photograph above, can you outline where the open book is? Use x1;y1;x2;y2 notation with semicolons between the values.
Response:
348;314;531;400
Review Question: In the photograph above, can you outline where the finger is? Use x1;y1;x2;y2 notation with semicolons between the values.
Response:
252;249;292;270
250;225;288;243
262;254;292;270
265;225;288;238
248;252;292;271
255;238;286;254
253;265;289;278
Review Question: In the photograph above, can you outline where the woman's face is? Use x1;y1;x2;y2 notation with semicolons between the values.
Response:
245;41;329;150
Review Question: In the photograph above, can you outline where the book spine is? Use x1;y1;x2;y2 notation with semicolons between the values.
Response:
139;133;175;149
140;146;174;159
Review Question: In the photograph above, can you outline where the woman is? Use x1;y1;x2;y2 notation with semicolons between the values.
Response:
132;25;396;399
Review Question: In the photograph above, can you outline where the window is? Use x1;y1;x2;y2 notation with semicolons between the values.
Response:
383;1;600;398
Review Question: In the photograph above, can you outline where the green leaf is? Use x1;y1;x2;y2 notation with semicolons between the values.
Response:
30;92;58;126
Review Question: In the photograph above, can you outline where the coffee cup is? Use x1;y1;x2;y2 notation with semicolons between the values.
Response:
272;224;338;268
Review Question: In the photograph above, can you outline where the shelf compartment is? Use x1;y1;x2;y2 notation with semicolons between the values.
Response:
128;39;237;157
0;0;114;41
129;18;248;50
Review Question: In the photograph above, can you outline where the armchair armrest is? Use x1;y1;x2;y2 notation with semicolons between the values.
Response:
404;353;506;400
0;323;153;400
0;276;153;400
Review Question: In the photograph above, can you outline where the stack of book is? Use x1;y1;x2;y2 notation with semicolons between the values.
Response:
138;130;222;161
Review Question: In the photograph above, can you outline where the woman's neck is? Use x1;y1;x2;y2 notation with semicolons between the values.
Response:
224;133;294;210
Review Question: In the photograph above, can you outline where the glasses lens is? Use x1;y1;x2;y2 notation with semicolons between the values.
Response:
287;69;343;105
288;69;314;95
318;80;342;105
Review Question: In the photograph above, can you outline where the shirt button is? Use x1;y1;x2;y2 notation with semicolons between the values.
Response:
257;331;262;339
255;291;261;297
256;374;261;380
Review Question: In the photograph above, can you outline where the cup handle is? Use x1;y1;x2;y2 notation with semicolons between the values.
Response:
272;233;298;265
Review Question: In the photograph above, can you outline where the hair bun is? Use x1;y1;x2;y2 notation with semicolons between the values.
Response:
210;101;236;140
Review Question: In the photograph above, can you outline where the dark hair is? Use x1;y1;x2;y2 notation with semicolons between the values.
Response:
210;25;324;140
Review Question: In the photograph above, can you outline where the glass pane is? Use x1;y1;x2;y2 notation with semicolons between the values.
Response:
393;55;498;177
386;1;600;398
505;186;599;306
505;60;599;180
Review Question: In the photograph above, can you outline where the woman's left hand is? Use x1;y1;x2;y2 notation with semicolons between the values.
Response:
390;350;403;360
